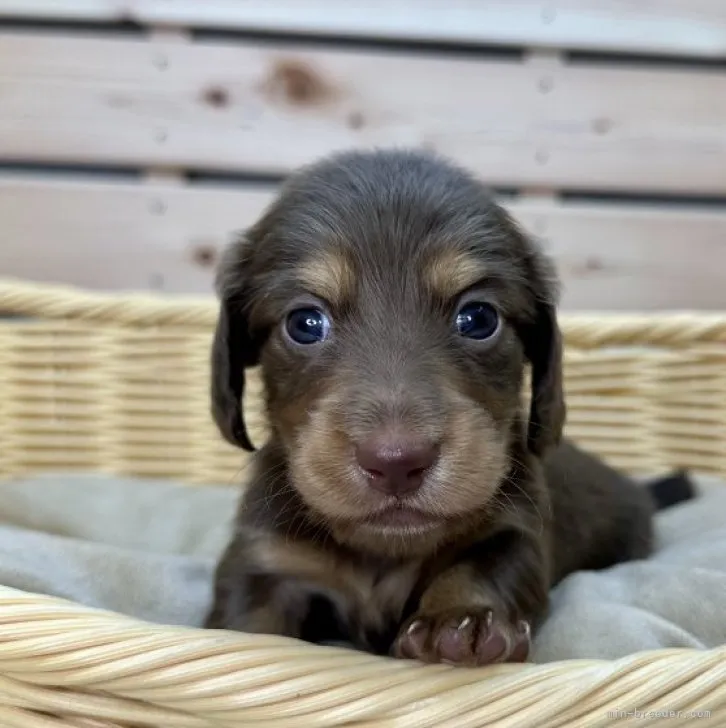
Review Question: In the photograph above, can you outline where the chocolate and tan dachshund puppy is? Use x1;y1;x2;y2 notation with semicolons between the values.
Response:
205;150;689;666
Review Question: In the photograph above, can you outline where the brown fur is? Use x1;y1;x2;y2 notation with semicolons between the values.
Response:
297;249;355;308
205;150;654;664
425;249;489;300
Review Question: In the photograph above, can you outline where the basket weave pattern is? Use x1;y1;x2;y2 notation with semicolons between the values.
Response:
0;279;725;727
2;280;726;483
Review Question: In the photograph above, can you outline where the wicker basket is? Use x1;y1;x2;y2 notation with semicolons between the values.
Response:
0;277;724;727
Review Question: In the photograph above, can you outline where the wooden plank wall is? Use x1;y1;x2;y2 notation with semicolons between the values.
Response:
0;1;725;309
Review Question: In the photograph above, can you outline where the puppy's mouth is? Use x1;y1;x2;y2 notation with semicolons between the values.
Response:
362;502;443;531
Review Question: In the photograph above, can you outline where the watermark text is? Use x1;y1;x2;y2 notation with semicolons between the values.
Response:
608;709;711;721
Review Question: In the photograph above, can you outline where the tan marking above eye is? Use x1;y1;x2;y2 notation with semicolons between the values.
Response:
298;251;354;306
426;250;488;300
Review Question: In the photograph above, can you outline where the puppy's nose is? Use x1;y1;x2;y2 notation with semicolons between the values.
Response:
355;435;439;496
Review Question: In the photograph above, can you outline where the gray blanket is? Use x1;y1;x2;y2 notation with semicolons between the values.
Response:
0;473;724;662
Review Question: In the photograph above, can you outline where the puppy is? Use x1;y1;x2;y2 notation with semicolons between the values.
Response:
205;149;660;666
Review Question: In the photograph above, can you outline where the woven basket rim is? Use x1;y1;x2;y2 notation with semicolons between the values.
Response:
0;277;217;328
2;277;726;347
0;584;723;727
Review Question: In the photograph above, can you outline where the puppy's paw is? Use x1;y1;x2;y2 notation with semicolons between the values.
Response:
392;609;530;666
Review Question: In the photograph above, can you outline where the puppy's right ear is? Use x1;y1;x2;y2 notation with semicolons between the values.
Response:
210;243;261;452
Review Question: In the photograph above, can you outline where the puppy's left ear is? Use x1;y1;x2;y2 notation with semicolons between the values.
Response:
503;217;565;456
523;299;565;456
496;205;565;455
210;239;262;452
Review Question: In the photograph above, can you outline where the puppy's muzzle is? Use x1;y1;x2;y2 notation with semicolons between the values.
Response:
355;432;440;497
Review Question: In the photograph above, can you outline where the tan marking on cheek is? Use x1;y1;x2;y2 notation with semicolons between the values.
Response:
426;250;488;299
268;369;336;451
274;398;313;446
288;392;377;521
417;385;511;522
298;251;354;306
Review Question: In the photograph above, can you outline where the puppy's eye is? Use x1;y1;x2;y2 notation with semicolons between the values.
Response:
455;302;500;340
285;307;331;344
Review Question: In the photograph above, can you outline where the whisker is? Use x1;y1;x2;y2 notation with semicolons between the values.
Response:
500;460;547;537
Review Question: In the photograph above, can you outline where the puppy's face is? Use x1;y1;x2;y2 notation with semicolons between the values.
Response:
213;151;563;556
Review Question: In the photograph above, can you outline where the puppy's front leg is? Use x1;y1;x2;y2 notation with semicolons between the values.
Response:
204;532;314;639
205;527;353;646
393;530;549;666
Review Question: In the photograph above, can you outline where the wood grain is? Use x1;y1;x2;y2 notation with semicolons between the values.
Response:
3;176;726;310
2;32;726;194
0;1;725;59
512;200;726;311
0;176;274;294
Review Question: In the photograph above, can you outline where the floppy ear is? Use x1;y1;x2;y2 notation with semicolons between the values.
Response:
523;300;566;456
210;244;262;452
496;207;565;455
